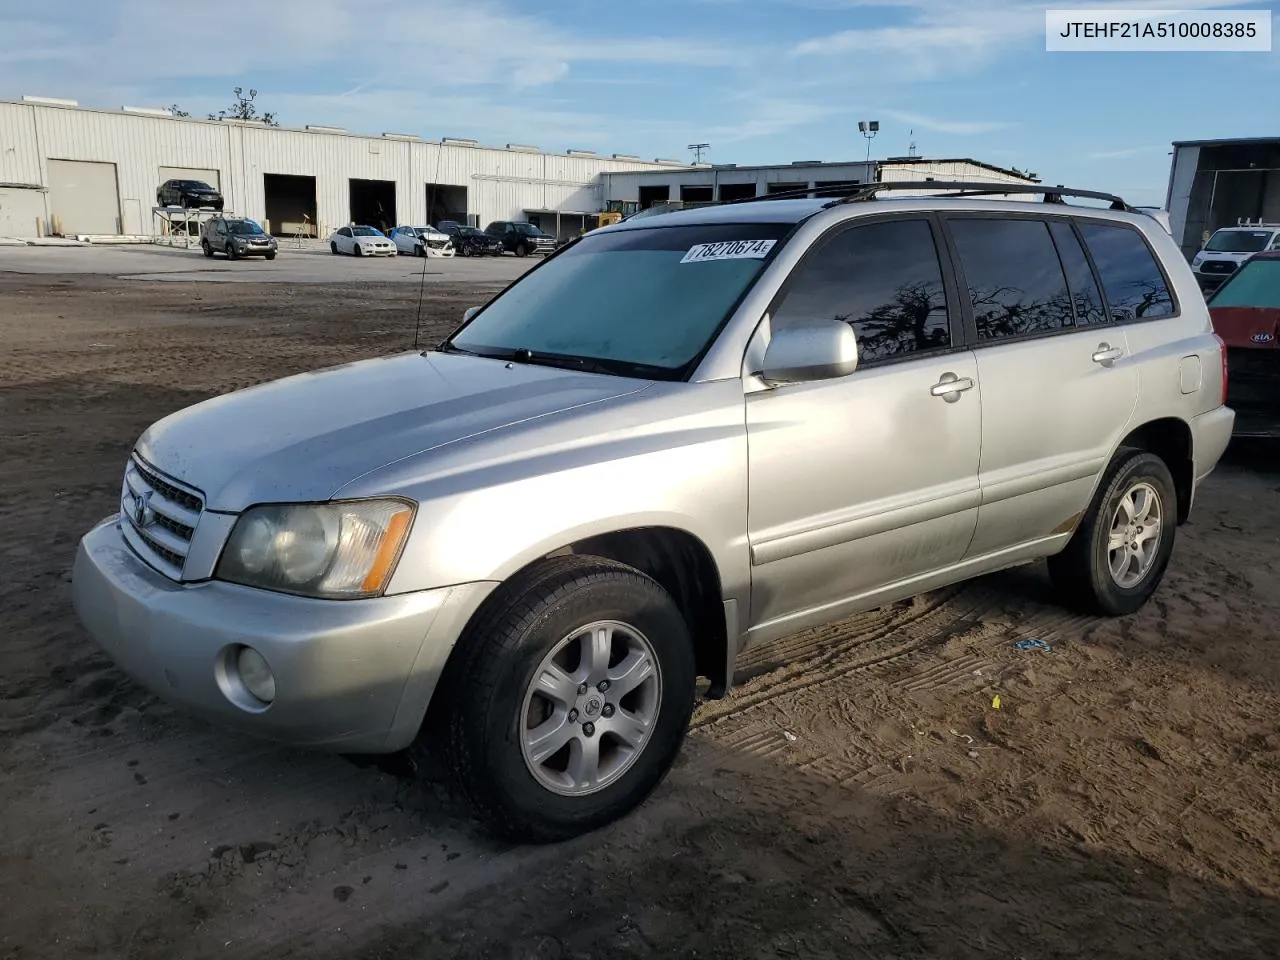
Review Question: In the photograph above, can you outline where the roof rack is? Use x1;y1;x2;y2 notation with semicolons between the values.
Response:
722;180;1135;212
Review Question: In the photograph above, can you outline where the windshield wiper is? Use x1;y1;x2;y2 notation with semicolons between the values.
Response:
439;343;662;379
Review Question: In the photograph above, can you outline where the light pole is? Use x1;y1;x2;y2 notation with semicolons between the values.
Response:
858;120;880;168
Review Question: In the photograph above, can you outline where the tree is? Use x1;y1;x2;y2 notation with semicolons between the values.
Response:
208;87;278;126
168;104;190;118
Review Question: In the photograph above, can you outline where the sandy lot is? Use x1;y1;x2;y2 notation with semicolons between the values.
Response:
1;264;1279;960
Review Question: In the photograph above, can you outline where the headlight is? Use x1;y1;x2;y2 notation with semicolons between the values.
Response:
216;499;415;599
1192;254;1204;267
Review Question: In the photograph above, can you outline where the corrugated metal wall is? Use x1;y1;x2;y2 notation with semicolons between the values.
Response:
0;100;673;237
602;162;877;204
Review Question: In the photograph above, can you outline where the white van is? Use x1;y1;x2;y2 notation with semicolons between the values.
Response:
1192;221;1280;291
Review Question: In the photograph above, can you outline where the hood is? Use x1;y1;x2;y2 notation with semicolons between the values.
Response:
1210;306;1280;348
135;351;649;512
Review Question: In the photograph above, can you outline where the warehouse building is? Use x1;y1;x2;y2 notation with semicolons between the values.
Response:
1165;137;1280;257
0;95;678;240
600;156;1038;210
0;94;1042;243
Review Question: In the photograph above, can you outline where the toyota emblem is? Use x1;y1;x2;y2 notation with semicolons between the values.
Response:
132;490;154;528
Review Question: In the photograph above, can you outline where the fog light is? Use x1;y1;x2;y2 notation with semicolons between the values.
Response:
236;646;276;704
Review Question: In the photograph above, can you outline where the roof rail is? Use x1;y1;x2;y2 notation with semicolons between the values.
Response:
721;180;1135;211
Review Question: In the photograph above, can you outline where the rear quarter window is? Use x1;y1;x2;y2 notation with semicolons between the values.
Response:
1079;222;1176;322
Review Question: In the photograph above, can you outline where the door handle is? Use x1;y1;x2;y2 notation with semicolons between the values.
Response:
930;373;975;402
1092;343;1124;366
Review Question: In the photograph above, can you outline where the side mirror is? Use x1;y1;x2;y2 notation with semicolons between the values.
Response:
760;321;859;385
462;306;481;322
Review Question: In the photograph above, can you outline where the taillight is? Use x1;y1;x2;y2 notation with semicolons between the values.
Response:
1212;332;1228;405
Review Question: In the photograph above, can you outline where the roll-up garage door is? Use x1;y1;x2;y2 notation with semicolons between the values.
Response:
47;159;121;236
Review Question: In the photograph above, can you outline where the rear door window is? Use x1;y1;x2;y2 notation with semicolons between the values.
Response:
1078;222;1175;322
1048;221;1107;326
948;218;1074;341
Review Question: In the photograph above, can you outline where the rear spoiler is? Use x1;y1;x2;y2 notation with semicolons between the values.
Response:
1133;207;1172;235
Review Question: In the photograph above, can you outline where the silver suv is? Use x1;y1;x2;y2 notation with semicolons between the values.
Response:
72;182;1234;842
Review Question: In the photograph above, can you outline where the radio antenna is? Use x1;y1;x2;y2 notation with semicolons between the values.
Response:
414;141;447;351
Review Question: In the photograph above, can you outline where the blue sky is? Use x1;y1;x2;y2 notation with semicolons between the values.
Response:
1;0;1276;206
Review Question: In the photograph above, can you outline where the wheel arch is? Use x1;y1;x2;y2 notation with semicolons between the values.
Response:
436;525;732;713
1117;417;1194;524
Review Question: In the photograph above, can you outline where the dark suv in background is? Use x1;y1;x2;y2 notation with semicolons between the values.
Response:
200;217;278;260
157;179;224;210
439;222;504;256
484;220;556;257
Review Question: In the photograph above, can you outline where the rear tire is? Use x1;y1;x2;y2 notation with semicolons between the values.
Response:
1048;449;1177;616
201;240;213;258
431;555;697;843
330;242;339;255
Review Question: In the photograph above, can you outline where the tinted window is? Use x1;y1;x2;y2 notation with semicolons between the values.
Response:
771;218;951;363
338;227;351;237
1210;259;1280;309
450;222;791;377
1079;222;1174;321
1048;221;1107;326
950;218;1074;341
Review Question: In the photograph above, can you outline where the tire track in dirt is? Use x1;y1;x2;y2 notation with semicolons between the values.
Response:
691;572;1101;789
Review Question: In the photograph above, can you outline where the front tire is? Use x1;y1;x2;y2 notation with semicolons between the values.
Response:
354;244;363;257
1048;449;1177;616
515;243;529;258
225;244;237;261
434;556;696;843
265;252;276;261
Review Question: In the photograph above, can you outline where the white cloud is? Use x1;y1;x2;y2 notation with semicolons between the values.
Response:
881;109;1009;135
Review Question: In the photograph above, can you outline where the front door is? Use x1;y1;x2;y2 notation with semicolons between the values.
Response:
745;216;982;637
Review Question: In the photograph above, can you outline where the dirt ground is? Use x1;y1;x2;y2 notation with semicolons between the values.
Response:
1;272;1279;960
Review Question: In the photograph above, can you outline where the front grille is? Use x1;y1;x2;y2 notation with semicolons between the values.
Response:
427;238;448;249
1199;260;1237;275
119;456;204;579
1226;347;1279;413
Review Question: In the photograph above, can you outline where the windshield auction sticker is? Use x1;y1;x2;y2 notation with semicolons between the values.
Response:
681;239;777;263
1046;9;1270;51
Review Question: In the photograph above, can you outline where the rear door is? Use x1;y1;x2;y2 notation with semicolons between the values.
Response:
942;214;1141;557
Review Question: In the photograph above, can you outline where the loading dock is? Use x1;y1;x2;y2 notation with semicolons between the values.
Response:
1167;139;1280;257
47;159;121;236
638;185;670;209
264;174;318;237
425;184;468;227
717;182;757;201
349;178;396;233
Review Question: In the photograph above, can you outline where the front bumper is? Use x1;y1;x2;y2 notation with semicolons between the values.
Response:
71;517;495;753
1225;347;1280;438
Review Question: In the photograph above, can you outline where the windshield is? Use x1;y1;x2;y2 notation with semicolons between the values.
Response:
1205;230;1273;253
352;226;382;237
446;222;791;379
459;226;483;236
187;181;214;191
1210;259;1280;309
514;223;543;236
228;221;264;235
